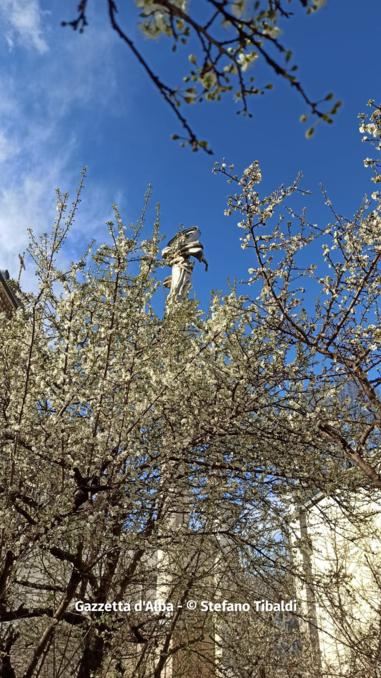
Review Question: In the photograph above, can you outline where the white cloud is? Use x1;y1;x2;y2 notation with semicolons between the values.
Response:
0;133;75;290
0;0;48;54
0;15;126;289
0;130;19;162
41;28;121;115
0;163;113;291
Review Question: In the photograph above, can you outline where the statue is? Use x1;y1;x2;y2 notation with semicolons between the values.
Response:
162;227;208;304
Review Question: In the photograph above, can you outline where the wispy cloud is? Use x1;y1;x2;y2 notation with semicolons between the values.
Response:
0;0;48;54
0;130;18;162
0;10;126;288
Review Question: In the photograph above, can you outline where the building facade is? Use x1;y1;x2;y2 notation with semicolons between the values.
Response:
291;490;381;677
0;270;20;316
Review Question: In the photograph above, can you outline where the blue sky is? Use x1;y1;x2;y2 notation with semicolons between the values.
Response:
0;0;380;309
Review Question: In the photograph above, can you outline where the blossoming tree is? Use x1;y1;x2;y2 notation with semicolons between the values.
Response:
1;106;381;676
61;0;340;152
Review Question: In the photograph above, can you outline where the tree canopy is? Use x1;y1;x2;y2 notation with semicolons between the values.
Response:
61;0;341;152
1;106;381;677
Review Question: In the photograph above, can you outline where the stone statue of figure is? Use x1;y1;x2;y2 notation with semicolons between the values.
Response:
162;227;208;304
